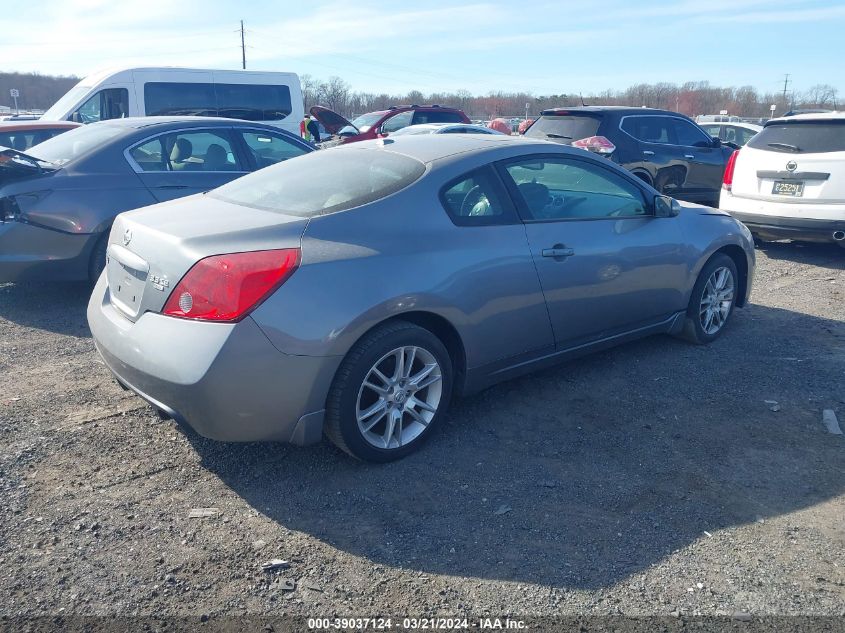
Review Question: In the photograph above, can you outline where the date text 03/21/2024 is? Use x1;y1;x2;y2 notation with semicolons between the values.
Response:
307;617;527;630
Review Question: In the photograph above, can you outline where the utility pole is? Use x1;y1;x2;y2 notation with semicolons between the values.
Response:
240;20;246;70
781;73;791;105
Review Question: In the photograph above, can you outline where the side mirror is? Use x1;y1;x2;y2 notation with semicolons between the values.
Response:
711;136;722;148
337;125;357;138
654;195;681;218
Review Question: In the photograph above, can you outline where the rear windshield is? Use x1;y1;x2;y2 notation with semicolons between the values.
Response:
747;120;845;154
524;115;601;142
209;147;426;216
25;123;124;165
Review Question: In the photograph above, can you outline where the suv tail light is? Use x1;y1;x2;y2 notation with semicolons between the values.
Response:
163;249;300;322
723;149;740;192
572;135;616;155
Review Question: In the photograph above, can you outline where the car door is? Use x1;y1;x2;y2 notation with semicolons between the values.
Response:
620;115;693;199
669;117;725;203
498;154;687;349
127;128;247;202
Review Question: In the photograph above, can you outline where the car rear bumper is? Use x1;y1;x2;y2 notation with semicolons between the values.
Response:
87;274;341;444
719;193;845;243
0;221;94;282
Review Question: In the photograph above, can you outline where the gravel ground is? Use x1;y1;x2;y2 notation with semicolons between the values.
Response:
1;241;844;623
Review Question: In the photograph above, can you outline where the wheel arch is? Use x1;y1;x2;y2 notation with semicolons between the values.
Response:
711;244;749;307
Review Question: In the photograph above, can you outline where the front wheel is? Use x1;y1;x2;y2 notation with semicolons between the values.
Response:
680;254;738;344
324;321;453;462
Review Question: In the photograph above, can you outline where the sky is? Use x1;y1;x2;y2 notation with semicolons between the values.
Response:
1;0;843;98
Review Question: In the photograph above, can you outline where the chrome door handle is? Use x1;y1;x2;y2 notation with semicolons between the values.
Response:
684;154;695;159
643;150;655;156
542;246;575;258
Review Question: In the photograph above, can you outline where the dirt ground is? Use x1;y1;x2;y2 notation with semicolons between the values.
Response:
1;241;844;624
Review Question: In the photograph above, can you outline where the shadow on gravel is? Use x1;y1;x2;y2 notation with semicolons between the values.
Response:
186;301;845;591
0;282;93;337
755;240;845;269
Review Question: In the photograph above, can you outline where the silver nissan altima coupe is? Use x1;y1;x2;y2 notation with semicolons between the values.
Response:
88;135;755;462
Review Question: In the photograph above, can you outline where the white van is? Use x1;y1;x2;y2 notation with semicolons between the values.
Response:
40;67;303;136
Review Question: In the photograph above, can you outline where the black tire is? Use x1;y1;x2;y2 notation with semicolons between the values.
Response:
88;232;109;284
325;320;453;462
680;253;738;345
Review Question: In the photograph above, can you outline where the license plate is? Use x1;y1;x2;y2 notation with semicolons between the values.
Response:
772;180;804;197
106;252;148;318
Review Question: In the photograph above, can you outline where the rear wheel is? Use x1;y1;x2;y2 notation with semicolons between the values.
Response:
325;320;453;462
88;232;109;284
680;253;738;344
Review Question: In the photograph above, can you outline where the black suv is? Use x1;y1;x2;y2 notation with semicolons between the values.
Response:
524;106;733;206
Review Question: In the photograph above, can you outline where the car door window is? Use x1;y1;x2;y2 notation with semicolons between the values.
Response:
671;118;713;147
701;124;723;140
621;116;673;144
381;111;413;134
241;131;308;169
413;110;464;125
72;88;129;123
129;130;242;172
503;158;647;221
739;128;758;145
440;167;515;226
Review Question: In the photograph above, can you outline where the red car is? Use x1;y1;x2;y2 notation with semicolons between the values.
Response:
310;104;470;144
0;121;80;151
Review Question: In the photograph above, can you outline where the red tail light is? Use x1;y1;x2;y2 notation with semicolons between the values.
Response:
571;135;616;155
162;249;299;322
723;149;740;191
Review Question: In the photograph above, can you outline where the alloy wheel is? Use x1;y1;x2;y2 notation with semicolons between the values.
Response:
356;346;443;450
699;266;735;335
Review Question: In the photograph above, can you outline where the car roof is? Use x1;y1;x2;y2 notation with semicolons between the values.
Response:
701;121;763;130
0;121;80;131
336;134;554;164
768;111;845;124
540;106;681;116
93;116;286;130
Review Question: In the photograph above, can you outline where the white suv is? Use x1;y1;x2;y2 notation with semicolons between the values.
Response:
719;112;845;248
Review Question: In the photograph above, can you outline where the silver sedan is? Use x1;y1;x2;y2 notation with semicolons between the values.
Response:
88;135;755;462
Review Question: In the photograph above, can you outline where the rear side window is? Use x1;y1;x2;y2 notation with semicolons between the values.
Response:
621;116;672;144
210;148;426;216
747;120;845;154
145;83;217;116
215;84;292;121
413;110;465;125
523;115;601;141
129;130;242;172
145;82;293;121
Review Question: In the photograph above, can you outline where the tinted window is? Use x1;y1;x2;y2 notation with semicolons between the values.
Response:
524;115;601;141
26;123;124;165
441;167;513;225
413;110;464;125
746;120;845;154
215;84;292;121
144;82;217;116
671;118;712;147
72;88;129;123
621;116;672;144
129;130;241;172
241;131;307;168
504;158;647;221
0;130;58;151
210;148;426;217
701;124;722;139
381;111;413;134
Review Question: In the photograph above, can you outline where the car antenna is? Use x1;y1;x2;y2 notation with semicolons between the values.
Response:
580;92;587;107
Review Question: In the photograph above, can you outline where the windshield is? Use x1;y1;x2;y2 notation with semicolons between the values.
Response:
350;112;384;133
210;147;426;216
26;123;124;165
524;115;601;142
41;85;92;121
747;120;845;154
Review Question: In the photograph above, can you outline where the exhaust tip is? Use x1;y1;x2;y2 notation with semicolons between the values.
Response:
833;231;845;241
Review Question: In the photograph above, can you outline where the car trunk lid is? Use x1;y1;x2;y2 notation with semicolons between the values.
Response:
106;194;309;322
